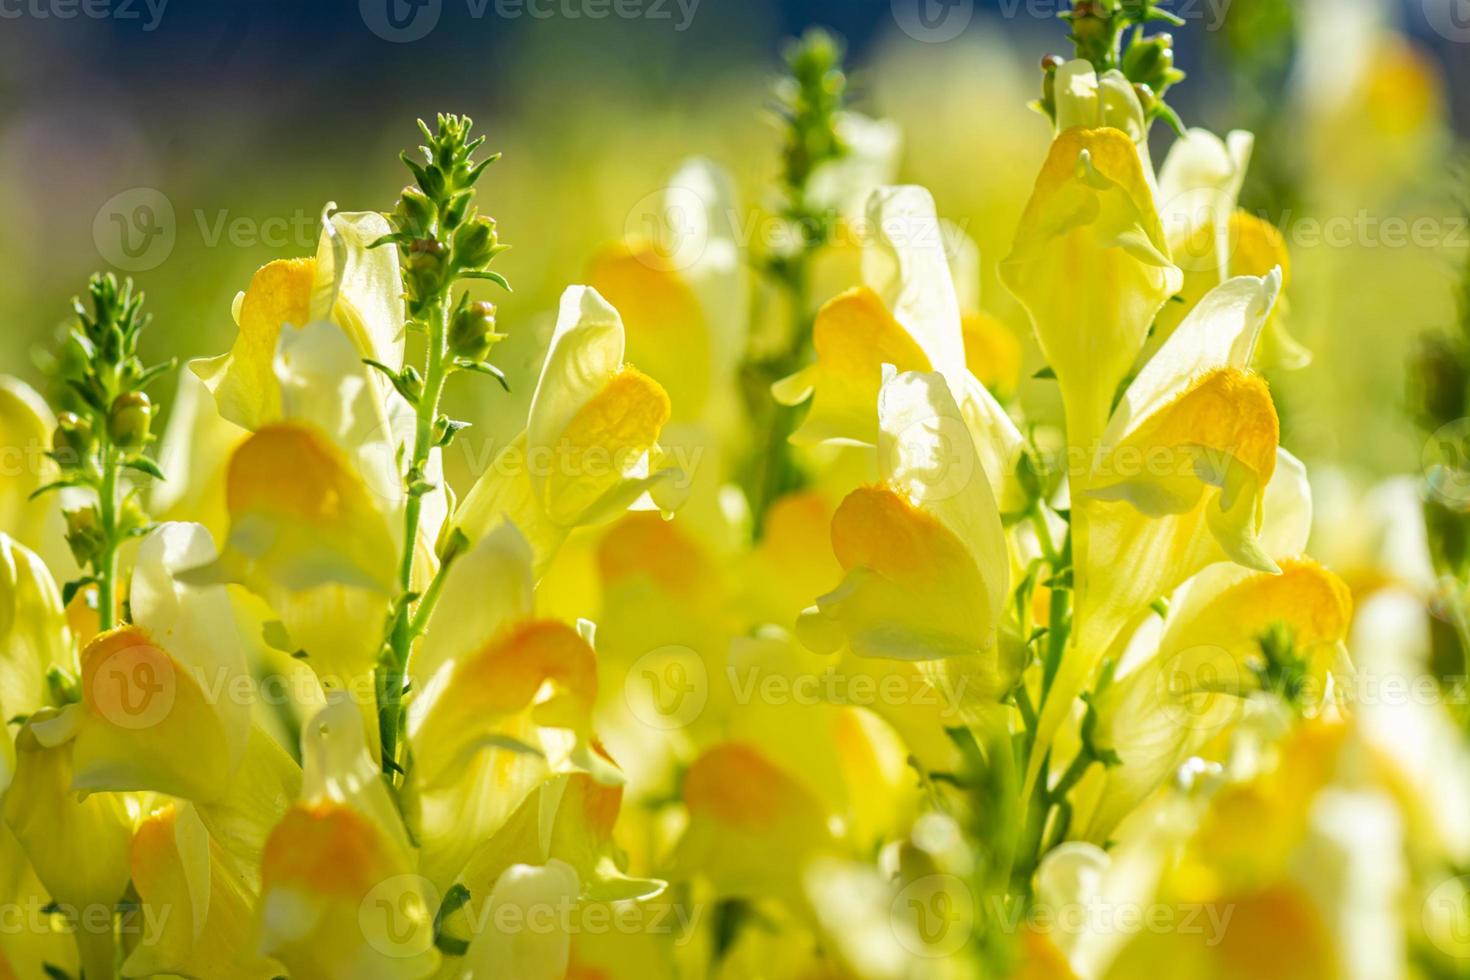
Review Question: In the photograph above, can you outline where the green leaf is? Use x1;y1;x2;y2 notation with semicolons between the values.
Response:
1032;365;1057;380
66;378;106;412
434;883;473;956
457;269;512;292
124;457;166;481
28;480;85;501
1153;100;1186;137
134;358;177;391
262;620;295;653
369;232;417;250
61;576;97;608
453;359;510;392
363;358;423;405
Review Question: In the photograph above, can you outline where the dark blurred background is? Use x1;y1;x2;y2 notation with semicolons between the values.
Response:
3;0;1468;476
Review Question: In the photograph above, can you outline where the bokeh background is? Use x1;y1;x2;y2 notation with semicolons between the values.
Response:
2;0;1468;487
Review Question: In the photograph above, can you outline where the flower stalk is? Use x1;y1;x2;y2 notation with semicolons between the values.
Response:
36;274;172;631
371;114;510;781
745;28;850;535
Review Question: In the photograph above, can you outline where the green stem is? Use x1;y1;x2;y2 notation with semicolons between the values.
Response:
378;297;451;776
750;266;813;537
1047;749;1093;805
408;552;455;639
97;442;121;631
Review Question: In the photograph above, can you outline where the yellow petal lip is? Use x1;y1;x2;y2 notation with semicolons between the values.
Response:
191;258;316;430
1140;368;1279;486
1013;127;1170;262
221;423;398;593
814;485;996;661
540;365;672;526
261;801;390;899
1193;557;1353;650
240;258;316;344
831;486;980;590
683;742;821;831
776;287;932;446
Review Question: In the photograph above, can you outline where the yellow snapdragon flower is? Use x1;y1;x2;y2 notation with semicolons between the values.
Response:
193;210;406;432
775;185;1024;509
454;285;682;576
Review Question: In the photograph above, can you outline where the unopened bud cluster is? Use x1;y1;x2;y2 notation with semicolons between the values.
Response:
41;274;171;613
388;113;509;327
1039;1;1187;132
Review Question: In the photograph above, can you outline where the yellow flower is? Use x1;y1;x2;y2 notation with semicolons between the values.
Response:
34;523;251;802
438;753;665;978
1152;128;1310;370
775;184;1025;509
798;370;1009;671
258;699;438;980
189;322;440;694
1001;126;1181;455
2;716;136;980
193;210;405;431
0;377;73;576
672;742;836;906
455;286;682;576
405;522;619;888
587;159;747;432
0;534;73;777
1027;271;1286;796
1076;555;1353;841
123;801;282;979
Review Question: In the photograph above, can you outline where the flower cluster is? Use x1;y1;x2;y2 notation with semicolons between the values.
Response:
0;11;1464;980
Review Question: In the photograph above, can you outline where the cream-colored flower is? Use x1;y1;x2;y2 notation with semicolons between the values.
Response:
193;210;405;431
454;286;682;576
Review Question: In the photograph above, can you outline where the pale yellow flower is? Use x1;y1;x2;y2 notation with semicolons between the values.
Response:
454;286;682;576
193;210;405;432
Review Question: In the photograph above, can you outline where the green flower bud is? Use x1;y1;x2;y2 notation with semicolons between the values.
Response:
1122;33;1179;95
449;301;500;361
393;186;436;238
52;412;93;468
64;507;105;566
452;216;498;271
406;238;449;302
1069;4;1110;51
108;391;153;449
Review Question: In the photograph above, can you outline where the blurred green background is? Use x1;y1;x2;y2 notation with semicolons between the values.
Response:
1;0;1466;483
